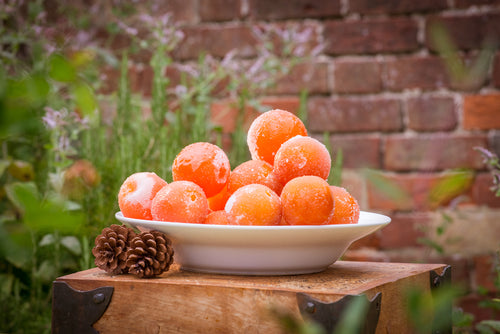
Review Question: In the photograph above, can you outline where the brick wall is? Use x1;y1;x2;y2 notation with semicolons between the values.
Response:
91;0;500;318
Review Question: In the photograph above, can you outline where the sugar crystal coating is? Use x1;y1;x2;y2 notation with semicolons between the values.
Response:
118;172;167;220
273;135;331;186
151;181;209;224
225;184;281;226
247;109;307;166
281;176;335;225
172;142;230;198
227;160;283;196
204;210;231;225
328;186;360;224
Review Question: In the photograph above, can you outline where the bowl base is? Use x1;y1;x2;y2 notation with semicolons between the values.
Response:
180;265;328;276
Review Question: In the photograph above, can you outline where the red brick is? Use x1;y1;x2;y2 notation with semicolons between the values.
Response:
200;0;242;22
384;134;487;171
260;96;301;115
471;172;500;207
271;61;330;95
342;248;391;262
366;171;475;211
379;212;430;249
210;96;300;133
333;58;382;94
323;17;419;55
463;94;500;130
493;52;500;88
406;94;457;132
307;96;402;133
94;28;133;57
98;65;120;95
165;64;185;89
348;0;448;14
129;64;153;97
135;64;195;99
457;293;499;323
249;0;341;20
349;232;381;249
174;25;257;60
154;0;198;23
382;55;450;91
472;254;499;292
254;21;322;59
323;134;381;169
455;0;500;8
492;131;500;158
340;170;366;209
426;13;500;52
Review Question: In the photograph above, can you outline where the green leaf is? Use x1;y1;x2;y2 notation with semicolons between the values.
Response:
333;296;370;334
39;233;56;247
452;307;474;328
48;54;77;83
428;170;474;208
72;81;97;118
0;159;10;177
0;273;15;296
34;260;57;283
4;182;83;234
476;320;500;334
0;221;33;269
363;169;411;204
4;182;39;215
61;236;81;256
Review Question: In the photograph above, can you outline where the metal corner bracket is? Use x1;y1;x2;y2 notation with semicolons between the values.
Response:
297;291;382;334
52;281;113;334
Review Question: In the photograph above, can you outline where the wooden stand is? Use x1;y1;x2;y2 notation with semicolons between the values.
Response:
52;261;450;334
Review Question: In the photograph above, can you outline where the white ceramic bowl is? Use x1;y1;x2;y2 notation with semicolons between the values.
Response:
115;211;390;275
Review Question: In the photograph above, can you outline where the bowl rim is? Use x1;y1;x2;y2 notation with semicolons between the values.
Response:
115;211;391;231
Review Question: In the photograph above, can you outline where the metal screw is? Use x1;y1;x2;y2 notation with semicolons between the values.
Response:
93;293;105;304
305;302;316;314
433;276;441;288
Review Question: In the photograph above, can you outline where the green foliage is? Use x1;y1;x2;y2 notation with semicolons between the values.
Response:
406;285;457;334
429;22;496;90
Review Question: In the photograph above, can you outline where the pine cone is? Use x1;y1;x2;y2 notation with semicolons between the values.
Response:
92;224;136;275
126;230;175;278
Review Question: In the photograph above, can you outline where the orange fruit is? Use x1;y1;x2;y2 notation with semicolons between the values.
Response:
151;181;209;224
227;160;283;196
247;109;307;166
204;210;231;225
225;184;281;226
273;135;331;186
118;172;167;220
172;142;230;197
328;186;360;224
281;176;335;226
207;183;229;212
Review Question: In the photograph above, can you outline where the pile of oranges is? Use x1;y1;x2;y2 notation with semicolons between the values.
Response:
118;109;360;226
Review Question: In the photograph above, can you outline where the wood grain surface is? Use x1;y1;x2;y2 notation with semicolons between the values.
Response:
56;261;447;333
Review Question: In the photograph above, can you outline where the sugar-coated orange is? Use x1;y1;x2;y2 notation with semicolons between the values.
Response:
172;142;230;198
204;210;231;225
118;172;167;220
225;184;281;226
273;135;331;186
207;183;229;212
328;186;360;225
151;181;209;224
281;176;335;226
227;160;283;196
247;109;307;166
